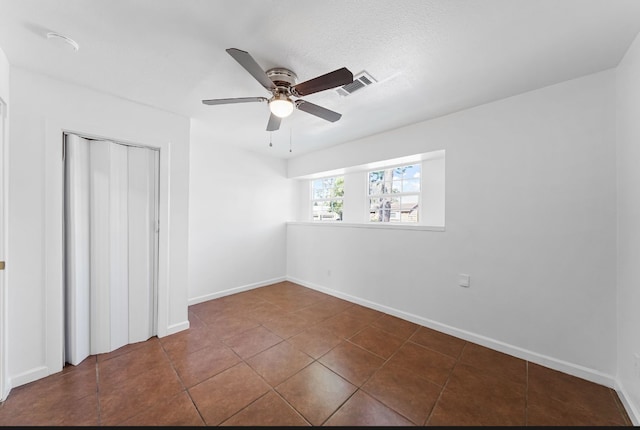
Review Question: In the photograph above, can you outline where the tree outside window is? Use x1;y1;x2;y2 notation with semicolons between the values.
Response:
368;164;420;223
311;176;344;221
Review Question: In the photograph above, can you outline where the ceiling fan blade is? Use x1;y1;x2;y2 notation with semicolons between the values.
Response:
291;67;353;97
295;100;342;122
266;113;281;131
202;97;267;105
226;48;275;91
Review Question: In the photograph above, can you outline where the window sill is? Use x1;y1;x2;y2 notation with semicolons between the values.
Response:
287;221;445;232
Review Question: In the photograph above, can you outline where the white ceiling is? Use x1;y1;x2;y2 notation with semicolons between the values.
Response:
1;0;640;159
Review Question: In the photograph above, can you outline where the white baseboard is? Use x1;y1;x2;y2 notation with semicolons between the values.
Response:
0;378;10;402
286;276;617;389
9;365;49;390
163;320;190;337
615;381;640;425
9;322;192;392
188;276;287;306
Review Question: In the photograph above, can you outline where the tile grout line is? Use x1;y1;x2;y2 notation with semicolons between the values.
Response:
312;332;415;427
423;340;467;425
242;308;403;426
270;313;377;426
94;358;102;426
218;302;318;426
252;316;340;425
187;290;332;425
158;336;203;425
266;387;313;426
164;311;228;426
319;383;360;426
353;324;423;425
264;352;321;426
354;322;425;425
353;322;417;384
185;312;251;425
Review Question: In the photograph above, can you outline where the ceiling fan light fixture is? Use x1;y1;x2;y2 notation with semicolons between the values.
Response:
269;94;294;118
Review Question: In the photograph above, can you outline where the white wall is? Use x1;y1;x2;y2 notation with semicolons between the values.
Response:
287;70;618;386
616;31;640;425
188;120;293;304
7;67;190;389
0;48;8;99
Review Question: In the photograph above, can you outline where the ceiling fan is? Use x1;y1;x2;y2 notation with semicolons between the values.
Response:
202;48;354;131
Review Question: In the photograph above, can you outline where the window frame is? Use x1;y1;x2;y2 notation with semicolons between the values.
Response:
366;162;422;224
310;174;344;222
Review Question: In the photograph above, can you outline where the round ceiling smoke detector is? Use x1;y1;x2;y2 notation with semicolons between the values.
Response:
46;32;79;51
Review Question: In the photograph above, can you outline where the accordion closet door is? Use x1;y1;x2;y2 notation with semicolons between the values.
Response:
64;133;159;365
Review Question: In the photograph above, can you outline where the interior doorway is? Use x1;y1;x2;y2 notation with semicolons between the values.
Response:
63;133;160;365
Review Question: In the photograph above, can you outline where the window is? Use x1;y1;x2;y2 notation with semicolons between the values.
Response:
311;176;344;221
368;164;421;223
298;150;443;227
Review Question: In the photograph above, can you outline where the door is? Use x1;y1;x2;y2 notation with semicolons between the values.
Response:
64;133;159;365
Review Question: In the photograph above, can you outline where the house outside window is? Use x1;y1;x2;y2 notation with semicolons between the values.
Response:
368;164;421;223
311;176;344;221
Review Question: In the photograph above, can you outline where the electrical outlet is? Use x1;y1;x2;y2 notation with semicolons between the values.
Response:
327;269;332;277
459;274;470;288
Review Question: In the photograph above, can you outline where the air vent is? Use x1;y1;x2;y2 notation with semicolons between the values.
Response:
336;71;376;96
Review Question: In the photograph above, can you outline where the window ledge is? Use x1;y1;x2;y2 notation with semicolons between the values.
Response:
287;221;445;232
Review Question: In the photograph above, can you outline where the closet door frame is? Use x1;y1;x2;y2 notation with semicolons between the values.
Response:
43;120;170;376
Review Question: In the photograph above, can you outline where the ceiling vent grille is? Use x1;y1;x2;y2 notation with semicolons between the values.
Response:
336;71;376;96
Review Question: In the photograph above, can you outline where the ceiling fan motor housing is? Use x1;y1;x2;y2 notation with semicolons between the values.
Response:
266;68;297;91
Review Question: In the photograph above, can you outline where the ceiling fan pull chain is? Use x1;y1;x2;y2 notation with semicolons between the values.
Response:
289;128;293;153
269;131;273;147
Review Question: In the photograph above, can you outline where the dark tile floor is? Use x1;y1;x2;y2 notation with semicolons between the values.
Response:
0;281;632;426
